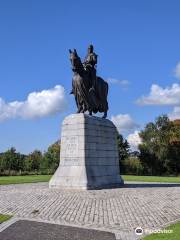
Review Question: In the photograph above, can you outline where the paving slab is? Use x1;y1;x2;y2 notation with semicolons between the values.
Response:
0;220;115;240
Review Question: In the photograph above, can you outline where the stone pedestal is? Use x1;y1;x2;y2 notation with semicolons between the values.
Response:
49;114;124;189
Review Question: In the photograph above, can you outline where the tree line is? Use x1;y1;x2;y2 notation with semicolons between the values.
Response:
119;115;180;176
0;115;179;176
0;142;60;176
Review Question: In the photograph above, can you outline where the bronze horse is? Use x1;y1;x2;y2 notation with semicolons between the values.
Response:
69;49;108;118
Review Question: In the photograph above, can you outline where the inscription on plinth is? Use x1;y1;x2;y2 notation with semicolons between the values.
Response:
62;136;79;157
62;158;79;166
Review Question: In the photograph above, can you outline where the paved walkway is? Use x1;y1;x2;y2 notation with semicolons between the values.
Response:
0;182;180;240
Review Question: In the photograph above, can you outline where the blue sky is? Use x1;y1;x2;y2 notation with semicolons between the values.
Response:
0;0;180;153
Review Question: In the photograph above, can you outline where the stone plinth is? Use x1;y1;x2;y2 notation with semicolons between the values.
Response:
49;114;124;189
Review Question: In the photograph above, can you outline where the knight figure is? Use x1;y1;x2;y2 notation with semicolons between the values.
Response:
83;44;98;92
69;45;109;118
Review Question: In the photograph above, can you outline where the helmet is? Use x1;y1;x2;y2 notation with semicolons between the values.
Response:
88;44;94;51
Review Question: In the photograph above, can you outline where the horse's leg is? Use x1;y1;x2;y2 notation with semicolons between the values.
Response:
77;104;83;113
102;111;107;119
89;110;92;116
77;108;81;113
80;104;87;113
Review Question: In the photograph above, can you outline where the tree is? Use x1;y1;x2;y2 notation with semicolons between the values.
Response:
139;115;180;175
117;134;130;174
40;141;60;174
123;156;143;175
166;119;180;174
25;150;42;172
0;147;25;175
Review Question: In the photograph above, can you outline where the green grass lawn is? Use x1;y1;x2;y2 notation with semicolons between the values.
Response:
0;214;12;223
0;174;179;185
142;222;180;240
122;175;180;183
0;175;51;185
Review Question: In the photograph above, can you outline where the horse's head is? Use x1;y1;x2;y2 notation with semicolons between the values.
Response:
69;49;83;72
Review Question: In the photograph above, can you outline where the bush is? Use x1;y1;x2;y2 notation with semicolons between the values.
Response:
123;157;144;175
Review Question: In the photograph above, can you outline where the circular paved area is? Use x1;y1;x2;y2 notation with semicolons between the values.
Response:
0;182;180;240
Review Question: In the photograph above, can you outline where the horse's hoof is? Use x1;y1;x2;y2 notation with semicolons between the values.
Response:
102;113;107;119
89;111;92;116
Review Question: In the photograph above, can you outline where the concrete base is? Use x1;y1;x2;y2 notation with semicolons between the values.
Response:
49;114;124;190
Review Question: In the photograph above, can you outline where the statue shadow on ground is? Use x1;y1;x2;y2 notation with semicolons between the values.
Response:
123;182;180;188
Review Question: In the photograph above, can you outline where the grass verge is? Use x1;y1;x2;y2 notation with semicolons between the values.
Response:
142;222;180;240
122;175;180;183
0;175;180;185
0;214;12;223
0;175;51;185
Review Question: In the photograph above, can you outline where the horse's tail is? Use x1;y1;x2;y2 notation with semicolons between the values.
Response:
104;81;109;111
104;80;108;98
97;77;109;112
97;77;108;95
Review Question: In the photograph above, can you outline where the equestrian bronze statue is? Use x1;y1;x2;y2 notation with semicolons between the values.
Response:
69;45;108;118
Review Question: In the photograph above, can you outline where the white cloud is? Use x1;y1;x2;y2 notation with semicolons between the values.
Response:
127;130;142;151
111;114;139;133
174;62;180;79
168;106;180;120
107;78;130;88
111;114;141;150
136;83;180;106
0;85;68;122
